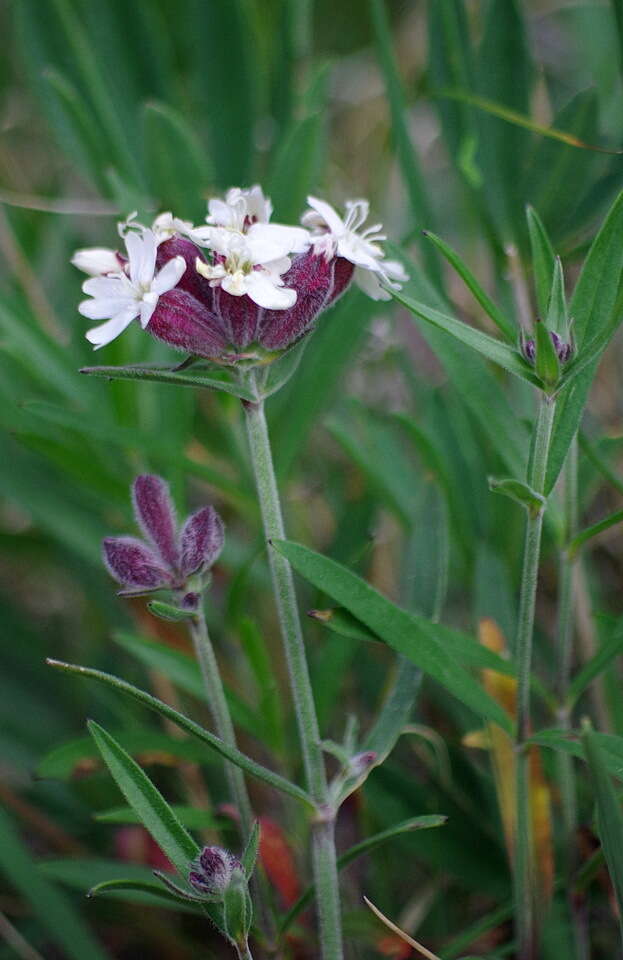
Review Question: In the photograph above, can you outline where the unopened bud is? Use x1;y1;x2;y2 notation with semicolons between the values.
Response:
349;750;377;777
522;330;572;365
188;846;242;898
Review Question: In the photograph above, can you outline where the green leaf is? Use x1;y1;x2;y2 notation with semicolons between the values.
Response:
271;540;513;732
147;600;197;622
423;231;515;341
36;730;216;781
535;319;561;389
87;877;202;909
258;338;309;400
526;205;556;317
488;476;546;513
80;363;258;401
47;659;313;805
362;658;421;762
390;287;540;387
279;814;447;935
0;807;109;960
530;728;623;781
545;258;568;335
582;723;623;946
567;508;623;560
88;721;198;877
545;190;623;493
568;620;623;707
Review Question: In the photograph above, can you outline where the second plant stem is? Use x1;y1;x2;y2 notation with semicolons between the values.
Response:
514;392;556;960
243;388;343;960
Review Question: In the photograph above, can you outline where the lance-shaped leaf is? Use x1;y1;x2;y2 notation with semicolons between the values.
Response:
88;877;203;910
241;821;261;878
271;540;513;732
526;205;556;317
567;508;623;560
47;659;313;806
279;814;446;935
390;288;540;387
80;363;258;401
423;231;515;341
567;620;623;707
545;257;568;336
147;600;197;622
582;723;623;947
488;476;546;514
535;320;561;390
88;721;198;877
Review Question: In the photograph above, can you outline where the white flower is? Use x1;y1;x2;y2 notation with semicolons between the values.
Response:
151;211;195;243
302;196;408;301
71;247;121;276
195;230;296;310
78;228;186;349
192;185;310;261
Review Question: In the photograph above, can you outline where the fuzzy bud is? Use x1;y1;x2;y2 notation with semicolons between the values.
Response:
523;330;573;365
188;846;243;898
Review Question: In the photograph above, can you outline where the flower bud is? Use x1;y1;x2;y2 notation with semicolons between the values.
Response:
188;846;242;898
523;329;572;365
348;750;377;778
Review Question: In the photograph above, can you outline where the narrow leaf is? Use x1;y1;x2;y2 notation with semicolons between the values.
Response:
147;600;196;622
535;320;561;389
488;476;546;513
47;659;313;805
241;821;261;878
88;721;198;876
568;621;623;707
526;205;556;317
391;288;540;387
271;541;513;732
88;877;202;908
423;231;515;341
545;258;568;335
568;509;623;560
279;815;446;935
80;363;257;401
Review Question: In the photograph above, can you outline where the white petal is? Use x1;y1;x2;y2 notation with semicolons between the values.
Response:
78;296;134;320
126;229;157;288
247;223;309;262
244;185;273;223
71;248;120;275
303;196;345;235
337;234;383;271
246;271;297;309
354;265;391;301
139;300;157;327
85;304;138;347
221;272;248;297
196;258;226;281
82;275;128;298
381;259;408;284
151;255;186;294
207;196;238;227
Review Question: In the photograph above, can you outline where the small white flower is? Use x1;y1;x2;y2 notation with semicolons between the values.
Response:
193;185;309;261
302;195;408;301
195;230;296;310
78;228;186;349
71;247;121;276
151;211;195;242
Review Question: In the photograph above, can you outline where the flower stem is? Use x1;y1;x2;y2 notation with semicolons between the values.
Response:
514;392;556;960
555;438;590;960
188;606;254;836
243;390;343;960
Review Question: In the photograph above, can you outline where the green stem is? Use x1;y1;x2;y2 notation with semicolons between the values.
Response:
514;393;556;960
243;388;343;960
555;438;590;960
188;606;253;836
189;608;277;949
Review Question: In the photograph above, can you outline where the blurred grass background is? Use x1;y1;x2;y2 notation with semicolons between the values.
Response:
2;0;623;957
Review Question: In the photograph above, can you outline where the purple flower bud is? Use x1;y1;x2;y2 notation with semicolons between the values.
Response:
132;475;179;571
148;288;228;359
349;750;377;777
522;329;573;366
211;285;261;350
102;536;173;590
326;256;355;307
180;505;225;576
258;249;336;351
156;237;214;305
189;846;242;897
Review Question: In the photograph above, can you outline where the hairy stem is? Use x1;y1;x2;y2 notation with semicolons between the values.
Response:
514;393;556;960
189;607;254;835
556;439;590;960
243;389;343;960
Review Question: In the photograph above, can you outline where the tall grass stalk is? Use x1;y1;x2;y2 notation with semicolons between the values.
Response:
242;377;343;960
514;392;556;960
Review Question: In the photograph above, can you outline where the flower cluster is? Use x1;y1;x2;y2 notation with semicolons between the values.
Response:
103;474;223;610
73;186;407;364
